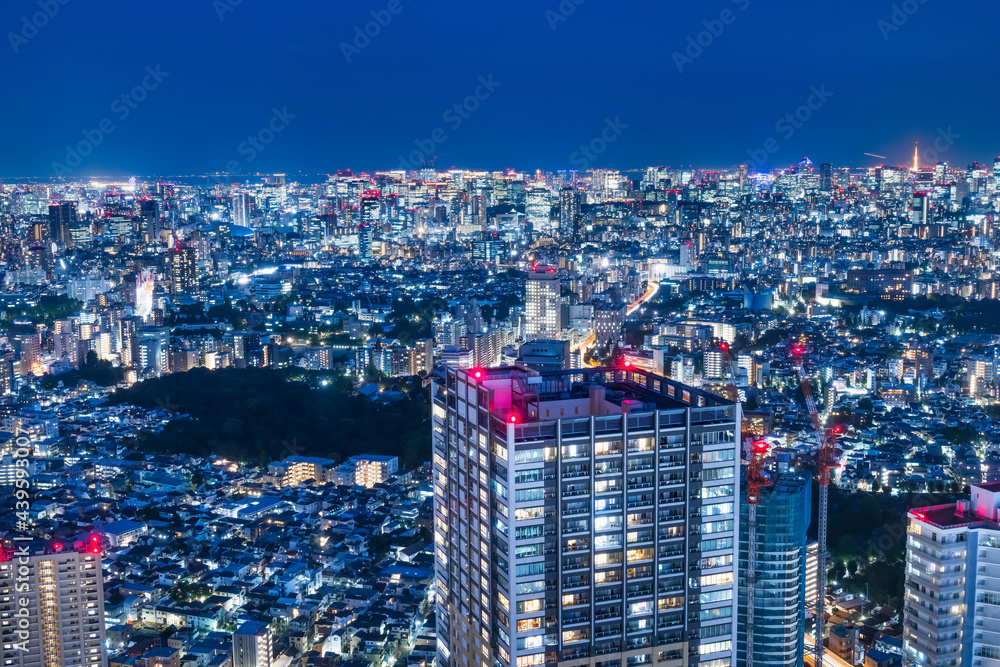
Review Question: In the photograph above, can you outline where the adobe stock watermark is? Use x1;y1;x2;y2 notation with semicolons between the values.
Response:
7;0;71;54
672;0;751;73
877;0;930;41
213;0;242;21
396;75;502;171
223;107;297;174
570;117;628;170
746;85;833;168
545;0;585;31
11;432;32;653
340;0;413;64
916;127;960;165
52;65;170;176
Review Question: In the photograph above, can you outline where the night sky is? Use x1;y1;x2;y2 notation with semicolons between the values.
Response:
2;0;998;178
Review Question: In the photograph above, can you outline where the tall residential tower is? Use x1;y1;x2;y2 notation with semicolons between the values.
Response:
432;365;740;667
525;266;562;341
0;537;107;667
903;482;1000;667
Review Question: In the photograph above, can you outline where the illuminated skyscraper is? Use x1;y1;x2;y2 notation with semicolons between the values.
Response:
0;537;107;667
526;184;551;232
48;201;77;246
139;200;160;246
904;484;1000;667
232;620;273;667
432;365;740;667
559;186;582;237
525;265;561;340
169;244;198;295
737;474;811;667
819;163;833;192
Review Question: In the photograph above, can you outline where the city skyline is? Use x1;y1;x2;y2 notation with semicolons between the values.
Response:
3;1;1000;666
3;1;1000;176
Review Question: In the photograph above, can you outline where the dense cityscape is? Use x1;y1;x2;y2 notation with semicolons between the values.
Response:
0;157;999;667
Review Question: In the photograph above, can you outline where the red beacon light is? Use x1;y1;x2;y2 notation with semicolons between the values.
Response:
509;415;518;424
792;346;804;355
752;440;769;454
720;342;728;351
472;369;483;380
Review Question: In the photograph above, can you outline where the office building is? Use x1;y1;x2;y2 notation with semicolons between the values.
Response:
737;473;811;667
432;365;740;667
559;186;582;237
169;244;199;295
525;266;561;341
0;537;107;667
846;269;913;301
526;184;552;232
138;326;171;375
232;620;273;667
48;201;77;246
594;302;627;349
903;482;1000;667
139;200;160;246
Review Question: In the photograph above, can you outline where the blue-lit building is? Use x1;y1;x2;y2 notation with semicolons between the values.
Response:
737;473;811;667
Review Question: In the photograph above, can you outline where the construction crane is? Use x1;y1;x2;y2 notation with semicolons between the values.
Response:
721;340;770;666
793;345;842;667
745;439;772;667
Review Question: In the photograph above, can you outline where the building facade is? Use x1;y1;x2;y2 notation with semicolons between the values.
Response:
432;365;740;667
525;267;562;341
232;620;273;667
737;473;811;667
0;537;107;667
903;482;1000;667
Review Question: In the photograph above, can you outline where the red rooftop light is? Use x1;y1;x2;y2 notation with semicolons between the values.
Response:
510;415;517;423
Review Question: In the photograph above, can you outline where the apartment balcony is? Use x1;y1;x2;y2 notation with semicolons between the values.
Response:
562;611;591;627
595;606;622;622
627;495;654;509
595;590;623;604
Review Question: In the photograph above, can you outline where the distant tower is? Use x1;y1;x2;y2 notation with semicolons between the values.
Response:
912;142;919;172
139;199;161;246
524;265;561;340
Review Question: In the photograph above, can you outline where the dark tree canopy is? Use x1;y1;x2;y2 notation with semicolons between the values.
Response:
110;368;430;469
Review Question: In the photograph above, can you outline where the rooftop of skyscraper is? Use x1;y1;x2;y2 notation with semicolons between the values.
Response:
443;364;732;426
910;482;1000;529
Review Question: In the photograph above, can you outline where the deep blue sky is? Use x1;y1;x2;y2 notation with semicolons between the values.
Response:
2;0;998;178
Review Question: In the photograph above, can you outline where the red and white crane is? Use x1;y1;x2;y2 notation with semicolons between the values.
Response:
745;438;772;667
793;345;841;667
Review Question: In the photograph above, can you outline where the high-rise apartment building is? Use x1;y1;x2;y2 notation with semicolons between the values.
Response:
169;244;198;295
737;474;811;667
139;200;160;246
903;483;1000;667
0;537;107;667
559;186;582;238
48;201;77;246
432;365;740;667
525;266;561;341
232;620;273;667
526;184;552;232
